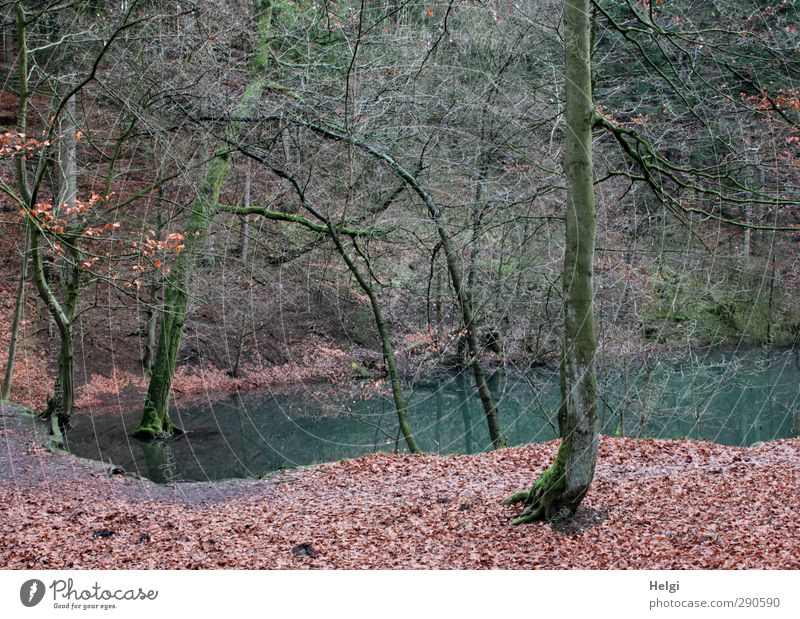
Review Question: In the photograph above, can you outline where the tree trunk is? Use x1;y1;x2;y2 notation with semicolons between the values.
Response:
504;0;599;523
57;94;77;212
229;316;247;379
143;290;158;375
327;231;420;454
240;163;251;261
135;0;273;439
417;178;504;448
742;203;751;258
30;226;77;449
405;174;504;447
4;20;13;77
298;120;506;448
142;190;164;374
13;6;74;449
1;222;30;401
51;322;75;438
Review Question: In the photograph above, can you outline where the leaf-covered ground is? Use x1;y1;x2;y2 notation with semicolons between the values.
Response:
1;403;798;569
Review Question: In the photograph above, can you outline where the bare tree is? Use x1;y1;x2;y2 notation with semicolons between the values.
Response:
505;0;599;522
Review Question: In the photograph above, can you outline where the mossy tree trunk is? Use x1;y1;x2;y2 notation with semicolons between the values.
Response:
30;227;80;449
505;0;599;523
135;0;273;439
134;140;239;438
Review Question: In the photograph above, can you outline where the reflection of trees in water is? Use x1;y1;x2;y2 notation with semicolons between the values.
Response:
596;349;800;444
457;373;474;455
596;358;662;439
434;380;442;453
69;349;800;483
140;440;178;485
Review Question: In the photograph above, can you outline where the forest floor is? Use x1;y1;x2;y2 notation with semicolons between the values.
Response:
1;401;798;569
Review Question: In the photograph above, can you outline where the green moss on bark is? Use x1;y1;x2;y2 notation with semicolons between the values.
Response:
137;1;274;438
503;441;568;524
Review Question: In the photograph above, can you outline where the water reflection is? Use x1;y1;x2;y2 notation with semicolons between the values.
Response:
66;348;800;483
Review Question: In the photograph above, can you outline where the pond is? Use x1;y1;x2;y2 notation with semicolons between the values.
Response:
65;347;800;483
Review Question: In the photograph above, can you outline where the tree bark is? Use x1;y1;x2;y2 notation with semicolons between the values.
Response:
504;0;599;523
57;94;77;212
135;0;273;439
3;20;13;76
13;6;75;449
240;163;251;262
328;233;420;454
30;226;78;449
142;187;164;374
1;222;30;401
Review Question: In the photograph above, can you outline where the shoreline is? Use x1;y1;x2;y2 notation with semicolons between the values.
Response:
2;402;799;569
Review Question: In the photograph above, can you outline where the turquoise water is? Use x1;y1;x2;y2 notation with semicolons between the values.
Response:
66;348;800;483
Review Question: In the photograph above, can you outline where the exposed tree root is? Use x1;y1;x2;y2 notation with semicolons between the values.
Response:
503;444;567;524
132;418;183;441
40;406;68;451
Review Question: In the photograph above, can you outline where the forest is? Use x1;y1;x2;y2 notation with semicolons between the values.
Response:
0;0;799;570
